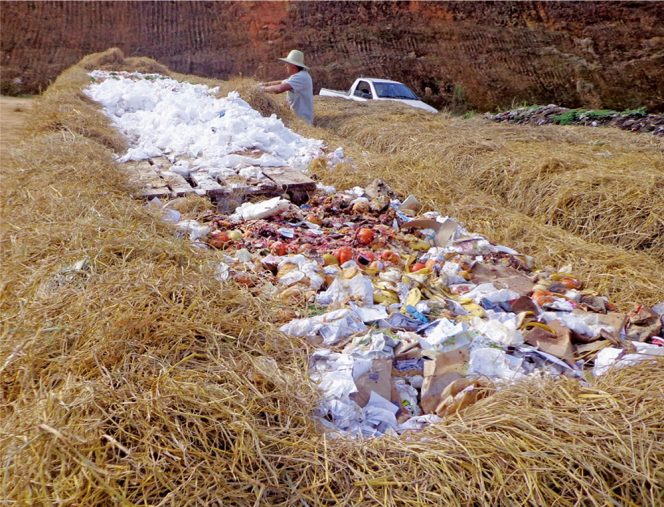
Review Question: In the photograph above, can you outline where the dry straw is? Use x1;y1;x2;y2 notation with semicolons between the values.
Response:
313;99;664;260
2;49;662;505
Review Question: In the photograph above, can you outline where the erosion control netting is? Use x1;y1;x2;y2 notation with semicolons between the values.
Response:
2;50;663;505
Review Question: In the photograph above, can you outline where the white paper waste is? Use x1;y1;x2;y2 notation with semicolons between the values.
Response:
361;391;399;436
230;197;291;221
280;309;366;346
344;332;395;359
464;283;520;304
348;303;389;323
593;342;664;376
396;414;443;433
541;311;621;339
471;311;524;346
277;255;324;290
469;347;525;380
316;274;374;307
393;379;422;417
422;318;471;350
175;220;211;241
86;71;323;172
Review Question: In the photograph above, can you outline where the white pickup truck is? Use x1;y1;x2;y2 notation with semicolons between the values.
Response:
319;77;437;113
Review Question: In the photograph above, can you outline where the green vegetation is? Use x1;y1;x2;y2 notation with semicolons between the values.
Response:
622;107;647;117
552;110;582;125
552;107;647;125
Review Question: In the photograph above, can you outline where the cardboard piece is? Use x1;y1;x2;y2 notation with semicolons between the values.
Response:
626;306;662;342
579;295;609;313
393;337;422;360
420;346;469;414
575;339;612;360
434;378;495;418
399;194;421;213
350;358;392;408
524;320;575;365
511;295;539;315
570;310;627;343
470;263;535;296
404;218;458;247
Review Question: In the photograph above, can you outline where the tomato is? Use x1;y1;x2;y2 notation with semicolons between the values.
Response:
380;250;400;264
271;241;288;256
532;289;555;306
356;227;375;245
410;262;426;272
208;230;230;249
336;246;354;264
559;277;582;289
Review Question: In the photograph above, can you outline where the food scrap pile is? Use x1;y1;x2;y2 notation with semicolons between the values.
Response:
168;180;664;437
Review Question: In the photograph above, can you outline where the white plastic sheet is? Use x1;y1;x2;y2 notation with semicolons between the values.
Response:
86;71;323;171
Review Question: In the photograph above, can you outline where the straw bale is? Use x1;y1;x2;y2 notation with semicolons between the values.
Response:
2;50;663;505
465;144;664;259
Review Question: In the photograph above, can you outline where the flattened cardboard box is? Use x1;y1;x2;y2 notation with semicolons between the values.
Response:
420;346;470;414
350;358;392;408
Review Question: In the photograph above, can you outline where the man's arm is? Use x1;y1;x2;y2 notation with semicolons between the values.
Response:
261;82;293;94
260;80;283;86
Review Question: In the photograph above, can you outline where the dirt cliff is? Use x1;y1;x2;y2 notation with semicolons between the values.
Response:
2;1;663;111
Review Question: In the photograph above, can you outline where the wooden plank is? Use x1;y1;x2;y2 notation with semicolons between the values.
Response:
121;161;171;199
262;167;316;192
161;171;195;197
136;187;171;199
225;179;279;197
148;156;171;171
190;171;227;199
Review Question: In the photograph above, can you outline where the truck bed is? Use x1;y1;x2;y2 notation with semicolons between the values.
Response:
319;88;350;98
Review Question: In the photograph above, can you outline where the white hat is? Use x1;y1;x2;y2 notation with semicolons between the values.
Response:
278;49;309;69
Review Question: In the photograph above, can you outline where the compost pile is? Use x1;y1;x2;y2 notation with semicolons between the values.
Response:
488;105;664;135
171;180;664;437
87;68;664;438
4;51;663;504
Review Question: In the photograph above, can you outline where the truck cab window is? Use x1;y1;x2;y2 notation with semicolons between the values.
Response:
354;81;372;99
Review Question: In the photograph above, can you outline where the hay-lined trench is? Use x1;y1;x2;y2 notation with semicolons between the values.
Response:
2;49;663;505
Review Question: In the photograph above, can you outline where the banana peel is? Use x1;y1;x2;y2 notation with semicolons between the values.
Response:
409;240;432;251
460;301;485;318
374;289;400;305
401;288;422;314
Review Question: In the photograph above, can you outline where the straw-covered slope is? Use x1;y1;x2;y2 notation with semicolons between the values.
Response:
2;49;662;506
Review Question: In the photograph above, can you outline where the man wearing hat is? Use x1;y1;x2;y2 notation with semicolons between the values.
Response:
260;49;314;124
